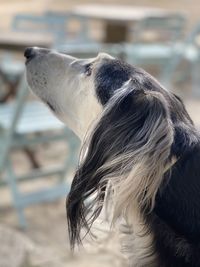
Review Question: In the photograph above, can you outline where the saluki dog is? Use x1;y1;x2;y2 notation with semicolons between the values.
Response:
25;47;200;267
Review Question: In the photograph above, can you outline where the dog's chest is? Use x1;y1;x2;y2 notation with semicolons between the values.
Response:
119;208;158;267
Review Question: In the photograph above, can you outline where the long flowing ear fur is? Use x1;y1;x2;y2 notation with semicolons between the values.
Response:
67;80;174;249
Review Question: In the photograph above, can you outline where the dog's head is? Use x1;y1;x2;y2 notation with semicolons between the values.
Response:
26;48;128;139
25;47;195;248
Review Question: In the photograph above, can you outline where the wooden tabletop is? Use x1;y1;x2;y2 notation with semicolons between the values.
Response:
0;31;53;51
72;5;179;23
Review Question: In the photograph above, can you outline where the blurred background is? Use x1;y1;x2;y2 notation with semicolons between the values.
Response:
0;0;200;267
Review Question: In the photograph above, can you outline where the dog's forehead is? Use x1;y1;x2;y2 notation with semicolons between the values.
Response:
94;58;134;105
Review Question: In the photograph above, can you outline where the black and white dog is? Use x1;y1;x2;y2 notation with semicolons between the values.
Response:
25;47;200;267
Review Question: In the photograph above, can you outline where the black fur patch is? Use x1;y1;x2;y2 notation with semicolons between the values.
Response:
95;59;134;105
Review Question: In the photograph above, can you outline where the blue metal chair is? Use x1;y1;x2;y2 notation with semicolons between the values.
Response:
0;74;80;227
1;12;72;85
160;22;200;96
124;14;186;78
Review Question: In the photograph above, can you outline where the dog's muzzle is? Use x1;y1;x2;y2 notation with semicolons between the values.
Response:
24;47;52;65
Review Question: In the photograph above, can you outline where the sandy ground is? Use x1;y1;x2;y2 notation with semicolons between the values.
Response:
0;0;200;267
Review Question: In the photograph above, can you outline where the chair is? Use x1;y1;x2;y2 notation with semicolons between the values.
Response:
160;22;200;96
124;14;186;77
0;12;71;90
0;74;80;227
0;12;94;110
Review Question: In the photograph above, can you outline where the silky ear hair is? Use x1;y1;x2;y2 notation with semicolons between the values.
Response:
67;82;174;249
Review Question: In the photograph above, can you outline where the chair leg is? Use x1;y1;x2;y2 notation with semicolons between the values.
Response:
58;132;80;183
6;159;27;228
192;60;200;97
15;205;27;229
160;59;175;90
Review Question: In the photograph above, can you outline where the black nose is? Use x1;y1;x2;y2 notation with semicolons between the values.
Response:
24;47;36;62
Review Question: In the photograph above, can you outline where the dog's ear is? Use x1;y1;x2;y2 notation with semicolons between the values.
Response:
67;83;174;248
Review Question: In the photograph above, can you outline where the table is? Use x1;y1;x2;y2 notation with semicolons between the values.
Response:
72;5;182;43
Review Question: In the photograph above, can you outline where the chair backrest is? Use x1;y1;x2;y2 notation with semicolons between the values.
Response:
12;14;56;33
185;22;200;48
160;21;200;88
12;13;70;45
47;11;93;43
132;14;186;44
12;12;92;46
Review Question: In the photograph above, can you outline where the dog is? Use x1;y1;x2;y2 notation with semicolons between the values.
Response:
25;47;200;267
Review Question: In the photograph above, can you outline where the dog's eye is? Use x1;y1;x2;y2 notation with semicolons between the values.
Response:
85;64;92;76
